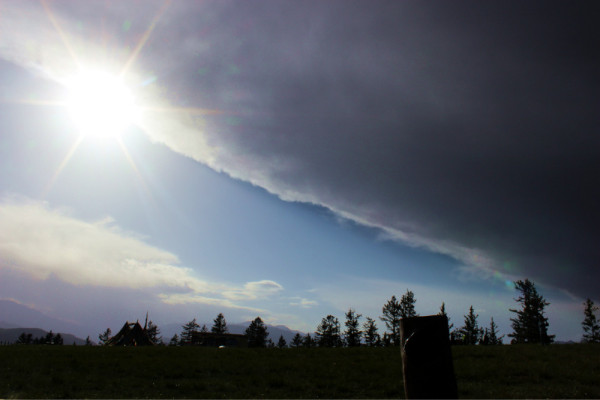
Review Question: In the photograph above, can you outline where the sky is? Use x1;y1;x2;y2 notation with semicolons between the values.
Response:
0;0;597;342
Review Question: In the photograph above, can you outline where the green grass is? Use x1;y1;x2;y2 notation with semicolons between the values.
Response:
0;344;598;398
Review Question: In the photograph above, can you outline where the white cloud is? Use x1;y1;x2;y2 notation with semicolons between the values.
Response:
0;197;284;309
289;297;319;308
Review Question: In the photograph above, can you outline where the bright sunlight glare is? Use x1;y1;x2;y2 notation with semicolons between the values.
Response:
66;71;140;139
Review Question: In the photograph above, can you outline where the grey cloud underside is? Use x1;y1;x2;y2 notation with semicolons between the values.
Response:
80;1;600;296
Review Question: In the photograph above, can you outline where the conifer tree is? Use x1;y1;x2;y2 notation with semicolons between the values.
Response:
459;306;482;345
483;317;504;345
381;295;402;346
291;333;303;347
439;302;454;332
85;336;92;346
146;320;162;345
181;318;200;345
344;309;362;347
399;290;418;318
302;333;314;347
316;315;342;347
54;333;64;345
169;334;179;346
582;298;600;343
508;279;554;344
245;317;269;347
277;335;287;348
212;313;228;335
363;317;380;347
98;328;112;346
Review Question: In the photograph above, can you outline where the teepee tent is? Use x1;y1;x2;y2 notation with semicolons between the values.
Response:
106;321;154;346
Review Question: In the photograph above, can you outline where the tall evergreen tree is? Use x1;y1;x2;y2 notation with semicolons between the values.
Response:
54;333;64;345
582;298;600;343
17;332;33;345
438;302;454;332
316;315;342;347
146;320;162;345
363;317;380;347
169;334;180;346
291;333;303;348
483;317;504;345
181;318;200;345
277;335;287;348
98;328;112;346
85;336;92;346
399;289;418;318
344;309;362;347
245;317;269;347
459;306;482;345
212;313;228;335
302;333;314;347
381;295;402;346
508;279;554;344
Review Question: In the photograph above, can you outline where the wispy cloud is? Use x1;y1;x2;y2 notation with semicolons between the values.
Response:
289;297;318;309
0;197;283;311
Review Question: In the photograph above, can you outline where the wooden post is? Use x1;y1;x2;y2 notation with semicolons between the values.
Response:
400;315;458;399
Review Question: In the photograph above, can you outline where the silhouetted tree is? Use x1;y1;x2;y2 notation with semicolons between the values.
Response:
344;309;362;347
54;333;63;345
582;298;600;343
439;302;454;333
245;317;269;347
17;332;33;345
267;338;275;348
146;320;162;345
399;289;418;318
316;315;342;347
459;306;482;345
277;335;287;348
181;318;200;345
212;313;228;335
363;317;380;347
509;279;554;344
85;336;92;346
98;328;112;346
291;333;303;348
381;295;402;346
302;333;314;347
482;317;503;345
200;324;208;333
44;330;55;345
169;334;180;346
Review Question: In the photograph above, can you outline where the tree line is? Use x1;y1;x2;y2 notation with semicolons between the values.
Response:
12;278;600;347
156;278;599;347
16;331;64;345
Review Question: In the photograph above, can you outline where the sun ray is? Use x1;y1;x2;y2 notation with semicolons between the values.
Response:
41;135;84;198
41;0;81;70
120;0;172;79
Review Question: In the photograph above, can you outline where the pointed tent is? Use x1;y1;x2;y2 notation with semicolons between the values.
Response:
106;321;154;346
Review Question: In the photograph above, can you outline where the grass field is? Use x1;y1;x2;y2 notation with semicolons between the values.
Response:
0;344;598;398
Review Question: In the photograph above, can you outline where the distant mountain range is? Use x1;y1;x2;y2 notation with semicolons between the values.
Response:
0;298;305;346
0;299;83;333
0;327;89;345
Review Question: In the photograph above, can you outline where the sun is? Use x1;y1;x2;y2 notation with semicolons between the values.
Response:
65;70;140;140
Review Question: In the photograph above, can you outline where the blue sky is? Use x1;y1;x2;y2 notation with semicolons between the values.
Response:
0;0;596;342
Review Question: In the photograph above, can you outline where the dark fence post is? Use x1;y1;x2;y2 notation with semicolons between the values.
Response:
400;315;458;399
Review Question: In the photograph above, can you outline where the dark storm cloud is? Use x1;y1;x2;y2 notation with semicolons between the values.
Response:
5;1;595;297
144;0;598;298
